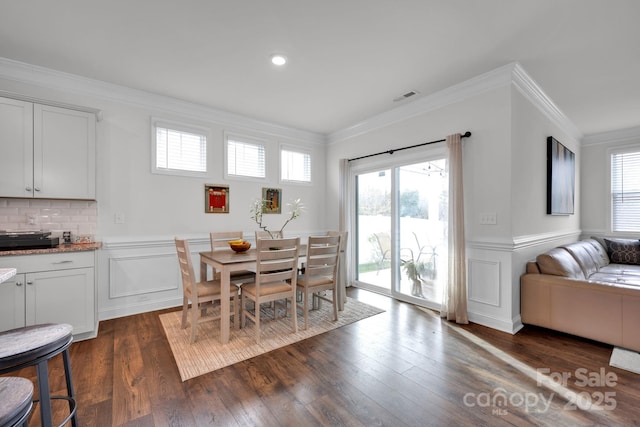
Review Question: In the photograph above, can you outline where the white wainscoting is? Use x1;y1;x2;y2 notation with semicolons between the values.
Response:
97;236;210;321
466;229;581;334
97;231;321;321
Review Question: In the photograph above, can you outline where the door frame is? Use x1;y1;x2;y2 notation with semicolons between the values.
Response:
348;144;447;310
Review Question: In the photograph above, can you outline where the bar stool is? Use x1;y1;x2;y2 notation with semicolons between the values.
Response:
0;377;33;427
0;324;77;427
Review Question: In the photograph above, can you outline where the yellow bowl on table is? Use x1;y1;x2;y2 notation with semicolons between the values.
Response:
229;241;251;253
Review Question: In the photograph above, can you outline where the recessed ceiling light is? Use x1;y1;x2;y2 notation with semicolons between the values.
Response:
270;54;287;66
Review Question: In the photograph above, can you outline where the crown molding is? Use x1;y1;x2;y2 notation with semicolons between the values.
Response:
328;62;583;144
0;56;325;144
581;125;640;146
510;63;582;141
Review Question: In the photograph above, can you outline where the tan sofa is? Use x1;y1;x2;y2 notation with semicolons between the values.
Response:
521;238;640;352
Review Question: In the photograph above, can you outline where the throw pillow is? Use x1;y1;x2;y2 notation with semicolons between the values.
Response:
604;238;640;265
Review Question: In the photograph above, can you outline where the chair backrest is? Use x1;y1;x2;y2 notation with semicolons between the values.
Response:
255;236;300;288
327;230;348;252
175;238;195;290
210;231;244;250
306;235;341;281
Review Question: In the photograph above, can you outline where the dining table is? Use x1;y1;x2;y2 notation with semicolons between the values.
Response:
199;242;346;345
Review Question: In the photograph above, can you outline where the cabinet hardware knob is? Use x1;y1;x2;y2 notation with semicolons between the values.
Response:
25;186;32;191
53;260;73;264
16;281;23;286
34;187;41;192
26;281;33;285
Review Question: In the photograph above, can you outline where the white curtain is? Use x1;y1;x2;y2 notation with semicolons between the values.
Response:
441;133;469;324
337;158;351;305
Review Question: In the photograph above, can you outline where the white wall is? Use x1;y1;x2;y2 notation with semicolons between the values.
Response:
326;63;583;333
0;61;328;320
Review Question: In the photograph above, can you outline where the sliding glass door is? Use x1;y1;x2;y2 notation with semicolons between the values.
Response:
355;151;447;308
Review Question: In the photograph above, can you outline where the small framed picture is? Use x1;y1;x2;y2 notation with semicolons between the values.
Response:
262;187;282;214
205;184;229;213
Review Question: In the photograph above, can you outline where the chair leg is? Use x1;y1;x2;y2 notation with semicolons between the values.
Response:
62;348;79;427
36;358;52;427
303;289;310;330
241;293;246;329
181;296;188;329
332;288;338;322
290;293;298;333
190;300;199;343
255;301;261;344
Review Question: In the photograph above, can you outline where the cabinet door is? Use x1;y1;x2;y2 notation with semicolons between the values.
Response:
0;97;33;197
33;104;96;199
0;273;26;332
25;267;95;334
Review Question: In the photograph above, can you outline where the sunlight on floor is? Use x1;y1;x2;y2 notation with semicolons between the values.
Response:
415;306;609;413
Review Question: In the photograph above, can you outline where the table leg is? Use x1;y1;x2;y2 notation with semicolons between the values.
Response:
200;260;207;282
220;269;230;344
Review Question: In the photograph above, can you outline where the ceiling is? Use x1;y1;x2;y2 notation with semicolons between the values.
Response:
0;0;638;137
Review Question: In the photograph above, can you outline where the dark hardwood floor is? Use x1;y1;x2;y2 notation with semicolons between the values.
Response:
7;288;640;426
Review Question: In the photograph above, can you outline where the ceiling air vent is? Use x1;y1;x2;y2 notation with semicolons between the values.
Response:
393;90;419;102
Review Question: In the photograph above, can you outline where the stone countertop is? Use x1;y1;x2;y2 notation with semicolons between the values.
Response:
0;242;102;257
0;267;17;283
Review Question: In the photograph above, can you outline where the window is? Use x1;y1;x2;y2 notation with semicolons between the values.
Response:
611;149;640;232
226;135;266;179
152;119;207;176
281;147;311;183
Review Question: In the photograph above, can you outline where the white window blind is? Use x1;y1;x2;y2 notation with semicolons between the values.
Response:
281;148;311;183
611;150;640;232
155;124;207;174
227;138;266;178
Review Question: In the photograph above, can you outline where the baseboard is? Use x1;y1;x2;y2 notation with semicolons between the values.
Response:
468;311;523;334
99;297;182;321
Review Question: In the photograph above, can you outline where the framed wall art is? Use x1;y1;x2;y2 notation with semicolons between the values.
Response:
205;184;229;213
262;187;282;214
546;136;575;215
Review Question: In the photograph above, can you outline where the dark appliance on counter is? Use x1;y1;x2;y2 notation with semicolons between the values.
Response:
0;231;59;251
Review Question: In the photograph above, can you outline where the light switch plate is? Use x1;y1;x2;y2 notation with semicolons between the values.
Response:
480;212;497;225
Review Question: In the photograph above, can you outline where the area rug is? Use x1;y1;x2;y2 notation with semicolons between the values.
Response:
159;296;384;381
609;347;640;374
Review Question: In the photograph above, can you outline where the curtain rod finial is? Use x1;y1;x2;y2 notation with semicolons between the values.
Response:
462;131;471;138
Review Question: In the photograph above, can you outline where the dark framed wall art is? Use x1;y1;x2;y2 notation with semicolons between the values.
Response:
205;184;229;213
262;187;282;214
546;136;575;215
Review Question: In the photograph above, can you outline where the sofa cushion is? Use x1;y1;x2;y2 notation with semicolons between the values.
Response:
585;238;610;267
604;238;640;265
562;241;600;277
536;248;586;279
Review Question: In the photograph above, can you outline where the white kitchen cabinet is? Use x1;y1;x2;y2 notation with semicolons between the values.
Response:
0;251;97;338
0;96;97;200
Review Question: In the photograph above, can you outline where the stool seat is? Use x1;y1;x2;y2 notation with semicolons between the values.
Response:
0;324;77;427
0;324;73;371
0;377;33;427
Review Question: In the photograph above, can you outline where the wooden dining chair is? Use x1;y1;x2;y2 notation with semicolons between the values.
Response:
175;238;239;343
241;236;300;343
210;231;256;284
296;234;341;330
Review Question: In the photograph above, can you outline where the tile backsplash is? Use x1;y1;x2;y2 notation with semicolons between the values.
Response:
0;198;97;237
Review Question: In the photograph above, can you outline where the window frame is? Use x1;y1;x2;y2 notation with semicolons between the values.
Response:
151;117;209;178
609;145;640;235
280;144;312;185
224;132;268;181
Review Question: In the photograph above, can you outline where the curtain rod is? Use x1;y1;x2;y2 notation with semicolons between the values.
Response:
347;131;471;162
